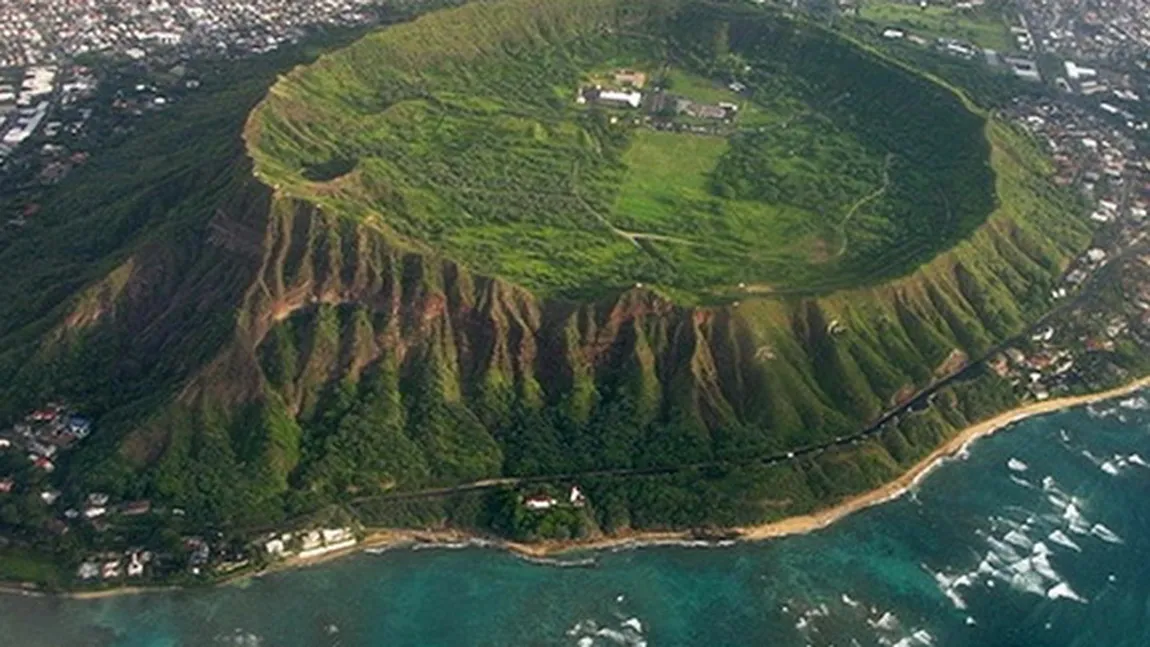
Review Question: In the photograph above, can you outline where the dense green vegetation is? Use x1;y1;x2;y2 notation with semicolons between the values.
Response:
250;0;1000;301
0;0;1093;569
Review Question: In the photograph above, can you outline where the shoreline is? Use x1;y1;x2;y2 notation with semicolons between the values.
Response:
8;377;1150;599
497;375;1150;554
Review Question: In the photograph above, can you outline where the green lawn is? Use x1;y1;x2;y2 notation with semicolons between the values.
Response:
859;1;1013;52
666;68;741;105
614;130;727;220
0;549;65;586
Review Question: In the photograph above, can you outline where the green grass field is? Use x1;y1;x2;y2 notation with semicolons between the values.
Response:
614;130;726;219
665;68;738;104
859;1;1013;51
248;0;999;302
0;549;65;586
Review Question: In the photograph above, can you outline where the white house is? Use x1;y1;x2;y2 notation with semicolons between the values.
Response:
265;538;286;556
83;506;106;519
127;553;145;577
1065;61;1097;80
598;90;642;108
525;496;557;510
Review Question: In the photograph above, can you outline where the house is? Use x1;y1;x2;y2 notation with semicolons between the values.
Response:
728;81;747;93
987;354;1011;377
322;527;351;544
28;441;57;458
1066;269;1088;284
613;69;647;88
185;538;211;566
0;478;13;493
1031;326;1055;342
40;489;60;504
0;438;11;448
597;90;643;108
524;495;557;511
301;530;323;551
120;500;151;516
882;28;906;39
1005;57;1041;82
87;492;110;507
77;562;99;580
946;42;976;58
579;87;644;109
44;519;69;535
127;553;145;578
84;506;107;519
101;560;122;579
28;409;57;422
1065;61;1097;80
569;485;586;506
678;99;729;120
67;416;92;438
32;457;55;472
1086;337;1115;352
265;538;286;556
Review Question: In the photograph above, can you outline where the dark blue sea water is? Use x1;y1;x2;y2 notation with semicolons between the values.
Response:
5;393;1150;647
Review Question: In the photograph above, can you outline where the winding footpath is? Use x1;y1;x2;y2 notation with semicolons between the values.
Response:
834;153;893;258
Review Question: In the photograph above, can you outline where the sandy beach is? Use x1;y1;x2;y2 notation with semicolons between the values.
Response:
734;375;1150;542
356;376;1150;558
11;377;1150;598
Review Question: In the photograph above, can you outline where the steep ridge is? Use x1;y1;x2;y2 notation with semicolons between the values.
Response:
0;0;1088;534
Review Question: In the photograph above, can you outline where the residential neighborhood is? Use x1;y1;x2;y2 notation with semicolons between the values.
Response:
0;402;93;477
0;0;389;68
0;0;410;196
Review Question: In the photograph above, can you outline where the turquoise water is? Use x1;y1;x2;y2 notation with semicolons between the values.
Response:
5;393;1150;646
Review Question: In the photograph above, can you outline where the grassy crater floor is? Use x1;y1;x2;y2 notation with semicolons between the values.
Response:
248;0;998;303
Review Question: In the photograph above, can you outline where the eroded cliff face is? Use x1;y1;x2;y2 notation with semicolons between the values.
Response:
0;0;1089;527
81;134;1073;491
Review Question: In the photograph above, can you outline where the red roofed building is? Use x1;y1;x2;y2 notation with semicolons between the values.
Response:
28;409;57;422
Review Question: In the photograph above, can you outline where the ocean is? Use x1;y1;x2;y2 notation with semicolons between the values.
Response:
4;393;1150;646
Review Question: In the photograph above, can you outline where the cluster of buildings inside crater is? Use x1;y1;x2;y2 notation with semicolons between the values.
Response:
575;68;742;124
